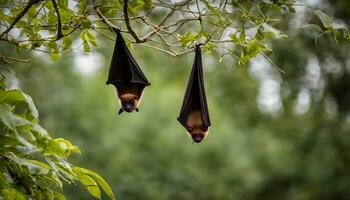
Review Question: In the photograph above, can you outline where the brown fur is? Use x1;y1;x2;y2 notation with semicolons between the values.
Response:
186;110;209;143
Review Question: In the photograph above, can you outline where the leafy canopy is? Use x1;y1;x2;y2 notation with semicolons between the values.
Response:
0;75;116;200
0;0;348;64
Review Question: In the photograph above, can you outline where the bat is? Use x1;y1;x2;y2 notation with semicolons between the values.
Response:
177;45;211;143
106;29;150;114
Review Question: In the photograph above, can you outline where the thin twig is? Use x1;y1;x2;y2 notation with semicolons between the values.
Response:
261;52;285;73
123;0;144;42
0;55;30;62
94;5;124;32
0;0;42;39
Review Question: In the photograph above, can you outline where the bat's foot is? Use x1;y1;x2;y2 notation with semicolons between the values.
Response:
118;108;124;115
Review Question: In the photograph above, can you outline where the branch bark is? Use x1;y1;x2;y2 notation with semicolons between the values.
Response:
123;0;145;43
51;0;63;40
0;0;42;40
94;6;127;33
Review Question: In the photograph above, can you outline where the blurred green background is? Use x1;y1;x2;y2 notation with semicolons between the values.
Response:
4;1;350;199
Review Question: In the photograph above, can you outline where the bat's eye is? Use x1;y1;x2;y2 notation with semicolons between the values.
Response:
187;127;193;133
201;126;208;132
134;96;138;100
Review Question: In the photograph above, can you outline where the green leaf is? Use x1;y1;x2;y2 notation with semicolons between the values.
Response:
200;0;220;17
177;32;196;47
50;52;60;62
240;27;246;42
314;10;333;29
73;167;116;200
53;191;67;200
203;42;214;52
0;136;20;148
55;138;81;157
0;172;11;189
5;153;50;175
1;188;27;200
21;92;39;119
78;0;87;15
75;172;101;199
47;140;66;157
0;90;24;104
63;36;73;51
87;31;97;47
0;104;32;131
0;90;38;119
302;24;323;32
83;42;91;53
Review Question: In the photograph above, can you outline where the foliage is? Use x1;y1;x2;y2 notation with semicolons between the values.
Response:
0;75;116;200
0;0;348;63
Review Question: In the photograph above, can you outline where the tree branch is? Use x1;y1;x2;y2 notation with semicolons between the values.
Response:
0;0;42;40
51;0;63;40
123;0;145;43
93;5;127;32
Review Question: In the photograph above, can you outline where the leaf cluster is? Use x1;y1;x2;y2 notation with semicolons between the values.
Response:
0;75;115;200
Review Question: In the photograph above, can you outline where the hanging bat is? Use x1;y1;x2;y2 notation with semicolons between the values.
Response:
106;30;150;114
177;45;211;143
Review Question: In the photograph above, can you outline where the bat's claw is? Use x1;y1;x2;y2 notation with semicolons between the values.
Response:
135;108;139;112
118;108;124;115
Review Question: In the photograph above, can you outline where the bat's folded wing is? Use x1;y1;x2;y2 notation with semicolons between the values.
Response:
177;46;211;128
106;30;150;89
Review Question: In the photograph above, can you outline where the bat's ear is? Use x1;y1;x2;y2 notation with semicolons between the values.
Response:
118;108;124;115
135;108;139;112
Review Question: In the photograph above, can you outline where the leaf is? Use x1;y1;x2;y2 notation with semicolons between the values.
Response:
0;90;39;119
261;23;287;39
55;138;81;157
50;52;60;62
63;36;73;51
75;172;101;199
53;191;67;200
87;31;97;47
1;188;27;200
83;42;91;53
21;92;39;119
200;0;220;17
5;153;51;175
47;140;66;157
0;135;20;148
27;160;52;171
203;42;214;52
239;27;246;42
302;24;323;32
73;167;116;200
0;172;11;189
0;104;32;131
177;32;196;47
78;0;87;15
81;31;91;53
314;10;333;29
0;90;25;104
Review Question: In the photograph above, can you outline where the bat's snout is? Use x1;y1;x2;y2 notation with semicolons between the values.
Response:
123;102;134;112
191;134;204;143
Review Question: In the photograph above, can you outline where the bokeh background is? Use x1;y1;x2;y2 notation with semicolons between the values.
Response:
3;0;350;199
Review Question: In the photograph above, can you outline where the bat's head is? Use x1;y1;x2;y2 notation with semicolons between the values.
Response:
119;93;139;113
186;110;208;143
187;126;208;143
